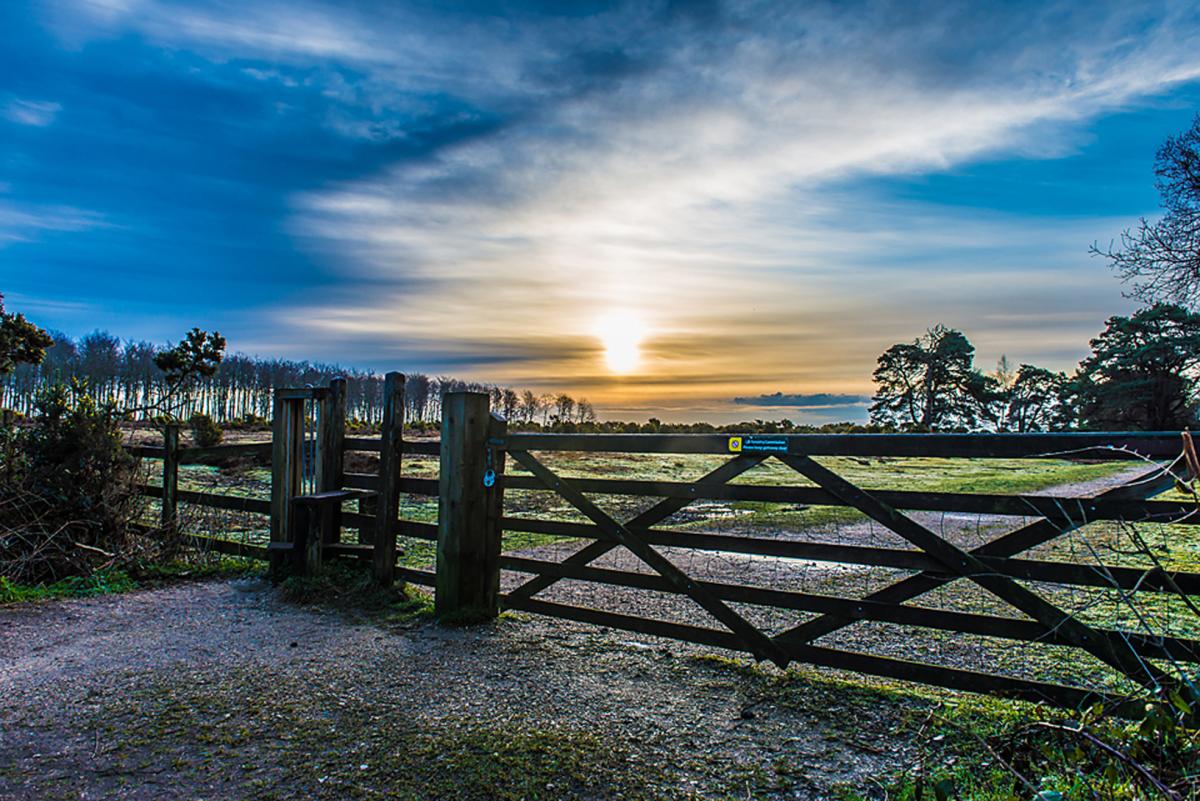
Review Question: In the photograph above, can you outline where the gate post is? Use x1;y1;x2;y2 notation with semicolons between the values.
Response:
372;372;405;585
436;391;502;619
317;377;346;545
269;392;304;579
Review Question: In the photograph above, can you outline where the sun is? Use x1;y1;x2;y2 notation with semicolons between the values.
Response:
594;311;646;374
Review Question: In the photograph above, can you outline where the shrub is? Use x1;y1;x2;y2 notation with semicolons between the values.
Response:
189;412;223;448
0;380;149;583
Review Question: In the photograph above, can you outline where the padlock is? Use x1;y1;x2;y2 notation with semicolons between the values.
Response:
483;468;496;487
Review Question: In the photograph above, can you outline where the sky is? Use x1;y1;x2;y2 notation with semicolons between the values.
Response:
1;0;1199;423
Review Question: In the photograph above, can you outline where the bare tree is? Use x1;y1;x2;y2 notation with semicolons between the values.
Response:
554;393;575;424
1093;114;1200;307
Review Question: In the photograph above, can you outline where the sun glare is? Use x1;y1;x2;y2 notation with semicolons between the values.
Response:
595;311;646;374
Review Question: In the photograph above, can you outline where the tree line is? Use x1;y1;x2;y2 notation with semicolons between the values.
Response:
869;304;1200;432
0;326;602;428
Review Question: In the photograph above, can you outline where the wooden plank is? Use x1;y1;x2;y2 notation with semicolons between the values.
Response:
500;515;1200;593
317;377;346;493
779;454;1171;690
275;387;328;400
483;412;508;610
510;449;790;667
499;475;1199;524
499;555;1200;663
288;499;319;576
183;534;269;561
500;595;1134;714
778;467;1180;646
176;442;272;463
126;445;167;459
505;454;767;602
373;372;405;585
269;394;303;557
325;542;374;559
398;566;437;587
343;471;377;490
317;377;347;546
340;511;437;540
170;487;271;515
500;432;1182;459
436;392;500;617
343;472;438;496
344;437;440;456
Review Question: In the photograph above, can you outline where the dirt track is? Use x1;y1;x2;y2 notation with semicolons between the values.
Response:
0;576;935;800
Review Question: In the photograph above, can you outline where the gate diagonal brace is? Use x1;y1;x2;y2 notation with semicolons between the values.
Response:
776;453;1170;691
506;453;767;602
508;449;789;668
776;465;1177;648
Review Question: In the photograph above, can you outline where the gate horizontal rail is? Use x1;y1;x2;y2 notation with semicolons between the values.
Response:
501;431;1183;459
501;474;1197;523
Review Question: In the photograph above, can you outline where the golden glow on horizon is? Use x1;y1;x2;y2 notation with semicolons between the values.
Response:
595;310;646;374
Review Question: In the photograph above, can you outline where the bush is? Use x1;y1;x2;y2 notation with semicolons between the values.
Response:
189;412;223;448
0;381;149;583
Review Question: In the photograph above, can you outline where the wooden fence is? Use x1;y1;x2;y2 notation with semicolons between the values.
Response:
129;378;1200;713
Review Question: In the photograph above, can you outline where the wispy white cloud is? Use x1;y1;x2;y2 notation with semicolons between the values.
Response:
0;201;108;244
3;98;62;126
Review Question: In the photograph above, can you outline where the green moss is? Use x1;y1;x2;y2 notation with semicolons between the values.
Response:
133;555;262;583
0;568;137;603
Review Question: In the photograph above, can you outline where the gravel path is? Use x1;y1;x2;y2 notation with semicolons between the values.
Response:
1;578;930;800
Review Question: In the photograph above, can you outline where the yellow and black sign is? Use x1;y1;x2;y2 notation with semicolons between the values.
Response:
728;436;743;452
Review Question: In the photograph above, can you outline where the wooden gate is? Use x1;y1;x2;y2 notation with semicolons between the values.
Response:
494;429;1197;712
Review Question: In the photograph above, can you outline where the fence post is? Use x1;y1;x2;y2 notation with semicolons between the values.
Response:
317;377;346;545
373;372;405;585
162;423;180;533
269;392;304;578
436;391;499;619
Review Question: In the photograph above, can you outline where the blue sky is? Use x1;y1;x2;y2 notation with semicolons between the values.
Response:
1;0;1199;422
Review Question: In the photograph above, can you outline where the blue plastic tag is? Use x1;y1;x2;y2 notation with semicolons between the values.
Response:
483;469;496;487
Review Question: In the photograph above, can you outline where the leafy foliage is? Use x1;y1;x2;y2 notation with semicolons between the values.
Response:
1069;303;1200;430
0;380;146;583
188;412;223;448
0;292;53;375
1094;114;1200;308
872;696;1200;801
153;327;226;386
0;568;138;603
1002;364;1068;433
870;325;998;430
